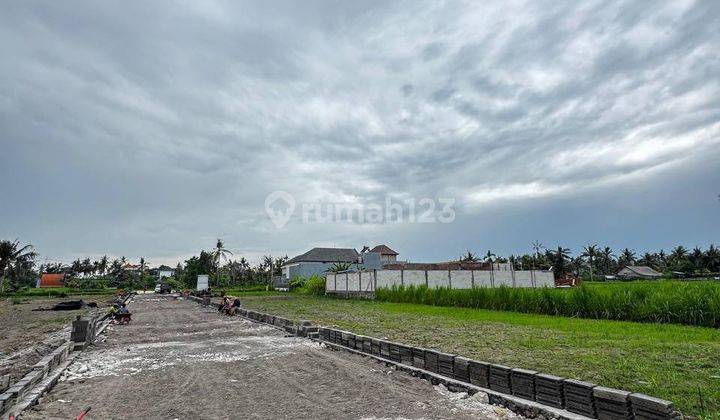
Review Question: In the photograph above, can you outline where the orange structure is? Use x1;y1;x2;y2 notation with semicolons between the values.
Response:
39;273;65;288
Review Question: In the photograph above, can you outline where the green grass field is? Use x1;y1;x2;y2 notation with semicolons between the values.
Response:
240;293;720;417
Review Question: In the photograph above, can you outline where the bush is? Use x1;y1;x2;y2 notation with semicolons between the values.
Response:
293;274;326;295
375;281;720;327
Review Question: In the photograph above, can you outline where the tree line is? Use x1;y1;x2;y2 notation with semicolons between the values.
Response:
461;242;720;280
0;238;288;293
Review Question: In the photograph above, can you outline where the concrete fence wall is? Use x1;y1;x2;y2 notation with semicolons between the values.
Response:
326;269;555;294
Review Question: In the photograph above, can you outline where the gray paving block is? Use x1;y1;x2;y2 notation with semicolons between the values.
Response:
629;393;674;413
510;368;536;400
424;350;439;373
468;360;490;388
398;344;413;365
437;352;455;377
380;340;391;358
371;339;381;355
453;356;470;383
411;347;425;369
489;364;512;394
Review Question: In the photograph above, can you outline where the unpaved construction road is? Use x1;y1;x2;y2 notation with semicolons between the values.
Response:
24;294;523;419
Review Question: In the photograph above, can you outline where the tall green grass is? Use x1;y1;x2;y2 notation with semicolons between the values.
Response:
375;281;720;327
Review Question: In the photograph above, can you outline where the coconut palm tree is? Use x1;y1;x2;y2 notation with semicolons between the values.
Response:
212;239;233;285
98;255;109;276
0;239;36;293
460;250;479;262
582;244;599;281
599;246;615;275
531;240;544;270
551;246;571;279
329;262;352;273
618;248;636;269
705;244;720;272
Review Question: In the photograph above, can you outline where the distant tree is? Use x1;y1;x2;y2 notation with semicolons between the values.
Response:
460;250;479;262
0;239;37;292
551;246;572;279
705;244;720;272
618;248;636;269
599;246;616;275
98;255;108;276
531;241;545;271
211;239;232;286
581;244;599;281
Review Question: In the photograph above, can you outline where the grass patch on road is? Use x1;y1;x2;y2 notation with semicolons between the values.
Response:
240;294;720;417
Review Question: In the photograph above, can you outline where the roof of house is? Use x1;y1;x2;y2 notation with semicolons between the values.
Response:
369;244;398;255
617;266;662;277
39;273;65;288
285;247;360;264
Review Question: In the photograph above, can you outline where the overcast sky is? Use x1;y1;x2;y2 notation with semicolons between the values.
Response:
1;0;719;266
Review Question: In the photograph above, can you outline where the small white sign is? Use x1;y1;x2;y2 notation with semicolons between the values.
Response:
197;274;209;291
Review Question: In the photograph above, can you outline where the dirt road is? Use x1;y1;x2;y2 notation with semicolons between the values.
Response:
24;294;523;419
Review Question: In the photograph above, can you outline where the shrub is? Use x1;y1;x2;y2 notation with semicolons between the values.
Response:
375;281;720;327
293;274;326;295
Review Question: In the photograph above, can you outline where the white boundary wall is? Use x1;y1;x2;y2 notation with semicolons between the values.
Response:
326;269;555;293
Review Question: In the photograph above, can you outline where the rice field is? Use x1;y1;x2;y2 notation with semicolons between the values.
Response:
374;280;720;327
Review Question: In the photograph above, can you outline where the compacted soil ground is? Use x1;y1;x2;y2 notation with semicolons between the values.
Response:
24;294;523;419
0;295;110;384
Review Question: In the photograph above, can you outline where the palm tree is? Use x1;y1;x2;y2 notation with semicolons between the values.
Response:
582;244;598;281
0;239;36;293
484;250;496;268
531;241;544;271
139;257;147;276
212;239;233;285
261;255;274;285
638;252;656;268
705;244;720;272
618;248;636;269
600;246;615;275
460;250;479;262
329;262;352;273
551;246;571;279
690;247;704;271
98;255;108;276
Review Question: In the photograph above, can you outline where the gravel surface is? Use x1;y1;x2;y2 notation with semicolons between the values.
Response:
24;294;525;419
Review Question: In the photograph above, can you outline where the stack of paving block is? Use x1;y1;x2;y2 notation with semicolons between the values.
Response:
630;394;679;420
389;342;401;362
535;374;564;408
352;334;363;351
371;338;381;355
380;340;391;359
361;336;372;353
412;347;426;369
340;331;351;347
593;387;632;419
510;368;536;400
453;356;470;383
318;327;330;341
489;364;513;394
424;350;439;373
399;344;413;365
346;333;356;349
563;379;596;418
437;352;455;377
468;360;490;388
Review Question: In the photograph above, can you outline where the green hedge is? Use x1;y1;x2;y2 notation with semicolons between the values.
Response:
375;281;720;327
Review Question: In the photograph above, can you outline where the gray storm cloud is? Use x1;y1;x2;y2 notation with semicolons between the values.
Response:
1;0;719;264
